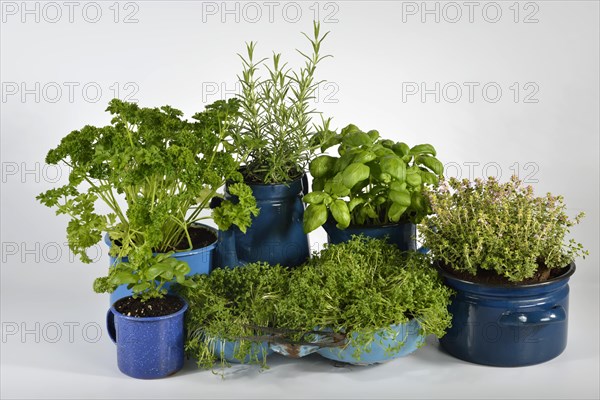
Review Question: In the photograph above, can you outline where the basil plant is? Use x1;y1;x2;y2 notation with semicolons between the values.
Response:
303;124;444;233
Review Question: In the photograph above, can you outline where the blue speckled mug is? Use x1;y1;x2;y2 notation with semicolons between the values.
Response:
106;298;188;379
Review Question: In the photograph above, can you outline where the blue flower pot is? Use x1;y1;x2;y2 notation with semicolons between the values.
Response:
209;338;273;364
323;221;419;252
216;174;310;268
438;263;575;367
106;223;218;304
106;297;188;379
317;320;425;365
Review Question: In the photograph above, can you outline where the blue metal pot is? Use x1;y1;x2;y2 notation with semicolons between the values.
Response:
106;223;217;304
438;263;575;367
323;220;418;251
216;175;310;268
317;320;425;365
106;297;188;379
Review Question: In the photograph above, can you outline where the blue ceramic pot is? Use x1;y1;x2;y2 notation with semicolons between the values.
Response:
438;263;575;367
216;175;310;268
209;338;273;364
106;297;188;379
317;320;425;365
106;223;218;304
323;220;418;251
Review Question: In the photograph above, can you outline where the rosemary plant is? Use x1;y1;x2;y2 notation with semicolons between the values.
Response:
235;21;333;184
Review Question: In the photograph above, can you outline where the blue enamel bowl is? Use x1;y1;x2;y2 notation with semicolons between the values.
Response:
317;319;425;365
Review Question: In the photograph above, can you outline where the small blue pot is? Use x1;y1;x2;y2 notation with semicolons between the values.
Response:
317;320;425;365
209;338;273;364
106;297;188;379
438;263;575;367
106;223;217;304
323;221;418;251
216;175;310;268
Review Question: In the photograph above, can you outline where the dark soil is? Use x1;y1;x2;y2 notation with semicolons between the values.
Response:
110;225;216;252
438;262;570;285
172;225;216;251
115;295;184;318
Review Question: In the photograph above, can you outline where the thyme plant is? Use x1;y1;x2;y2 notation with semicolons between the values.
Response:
235;21;333;184
420;176;588;282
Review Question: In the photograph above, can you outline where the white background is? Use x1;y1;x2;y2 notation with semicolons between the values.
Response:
1;1;599;399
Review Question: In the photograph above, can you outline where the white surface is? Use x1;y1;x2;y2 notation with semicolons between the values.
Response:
1;1;599;399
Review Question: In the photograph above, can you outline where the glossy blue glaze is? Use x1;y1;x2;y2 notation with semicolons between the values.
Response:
323;221;418;251
216;175;310;268
317;320;425;365
438;263;575;367
106;223;217;304
106;297;188;379
209;338;273;364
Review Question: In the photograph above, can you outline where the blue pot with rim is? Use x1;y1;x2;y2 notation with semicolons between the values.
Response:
106;223;217;304
317;319;425;365
438;262;575;367
215;174;310;269
106;296;188;379
323;220;421;252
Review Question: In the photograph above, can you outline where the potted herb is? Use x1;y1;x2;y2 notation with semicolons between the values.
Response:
303;124;443;250
180;262;289;371
420;176;588;366
38;98;258;303
180;236;453;369
103;255;192;378
216;22;333;268
276;236;453;364
37;99;258;378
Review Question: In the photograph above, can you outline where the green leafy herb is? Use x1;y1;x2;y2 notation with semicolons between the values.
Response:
180;263;290;370
277;236;454;348
303;124;444;232
420;176;588;282
179;236;453;369
234;21;334;184
37;99;258;301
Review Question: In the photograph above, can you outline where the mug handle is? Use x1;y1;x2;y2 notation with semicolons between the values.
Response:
106;309;117;343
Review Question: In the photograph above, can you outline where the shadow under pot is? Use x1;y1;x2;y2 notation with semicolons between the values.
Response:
322;220;420;252
215;174;310;269
106;223;218;304
106;296;188;379
437;262;575;367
